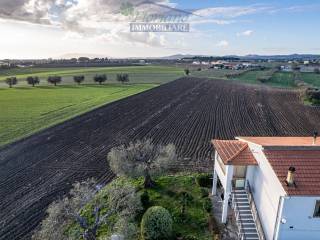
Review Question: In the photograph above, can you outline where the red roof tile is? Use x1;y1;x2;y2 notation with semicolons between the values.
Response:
239;137;320;147
212;140;258;165
264;150;320;196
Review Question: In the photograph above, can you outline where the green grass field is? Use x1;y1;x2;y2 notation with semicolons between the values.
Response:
301;73;320;87
230;70;297;88
0;65;184;86
191;68;244;79
0;84;156;146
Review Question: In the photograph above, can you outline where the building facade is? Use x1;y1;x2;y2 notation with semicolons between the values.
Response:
212;137;320;240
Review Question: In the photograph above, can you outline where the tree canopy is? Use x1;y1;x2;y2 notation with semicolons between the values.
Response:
26;76;40;87
32;178;141;240
47;76;62;86
5;77;18;88
94;74;107;85
108;139;177;188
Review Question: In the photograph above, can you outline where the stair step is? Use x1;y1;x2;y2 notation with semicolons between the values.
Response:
242;226;257;233
241;219;255;224
237;198;249;202
244;233;259;239
239;216;254;221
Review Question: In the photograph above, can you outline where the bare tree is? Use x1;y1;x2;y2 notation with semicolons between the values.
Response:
73;75;85;85
26;76;40;87
5;77;18;88
94;74;107;85
48;76;62;86
32;179;141;240
108;139;177;188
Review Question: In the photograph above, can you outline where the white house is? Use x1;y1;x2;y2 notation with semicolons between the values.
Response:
211;136;320;240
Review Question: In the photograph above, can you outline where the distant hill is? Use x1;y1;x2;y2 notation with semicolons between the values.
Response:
161;54;320;61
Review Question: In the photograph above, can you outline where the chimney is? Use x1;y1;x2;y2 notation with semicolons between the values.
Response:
313;131;318;145
286;166;296;187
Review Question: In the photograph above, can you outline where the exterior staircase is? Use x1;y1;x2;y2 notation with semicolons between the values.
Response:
232;189;260;240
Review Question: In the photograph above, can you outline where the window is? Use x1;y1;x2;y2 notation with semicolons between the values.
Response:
313;200;320;218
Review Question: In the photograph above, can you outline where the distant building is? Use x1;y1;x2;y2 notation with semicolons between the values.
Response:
280;65;293;72
212;136;320;240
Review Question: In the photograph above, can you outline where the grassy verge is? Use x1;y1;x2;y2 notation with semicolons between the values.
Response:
0;66;184;85
0;84;156;146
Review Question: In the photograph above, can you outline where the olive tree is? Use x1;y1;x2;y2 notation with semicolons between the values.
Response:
26;76;40;87
47;76;62;86
108;139;177;188
116;73;129;84
32;178;141;240
5;77;18;88
73;75;85;85
94;74;107;85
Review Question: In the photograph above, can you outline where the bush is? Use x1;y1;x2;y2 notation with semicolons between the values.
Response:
196;174;211;188
200;187;209;198
141;206;173;240
141;191;150;209
203;198;212;213
305;88;320;105
184;235;197;240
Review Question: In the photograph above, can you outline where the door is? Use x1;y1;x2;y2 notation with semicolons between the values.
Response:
233;166;247;189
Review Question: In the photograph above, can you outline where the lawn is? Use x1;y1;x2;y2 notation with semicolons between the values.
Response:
300;72;320;87
230;70;296;88
142;174;216;239
0;65;184;86
268;72;297;88
0;84;156;146
191;68;244;79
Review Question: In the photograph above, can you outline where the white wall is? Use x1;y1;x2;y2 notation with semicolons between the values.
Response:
245;143;287;240
278;197;320;240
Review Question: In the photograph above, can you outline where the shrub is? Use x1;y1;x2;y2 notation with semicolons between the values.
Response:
141;191;150;209
184;235;197;240
203;198;212;213
200;187;209;198
196;174;211;188
141;206;173;240
305;88;320;105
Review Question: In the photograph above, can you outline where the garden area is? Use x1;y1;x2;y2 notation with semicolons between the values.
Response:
32;140;219;240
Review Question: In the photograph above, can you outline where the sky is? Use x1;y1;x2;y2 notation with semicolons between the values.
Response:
0;0;319;59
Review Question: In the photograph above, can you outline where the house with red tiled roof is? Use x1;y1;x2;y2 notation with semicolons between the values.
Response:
211;135;320;240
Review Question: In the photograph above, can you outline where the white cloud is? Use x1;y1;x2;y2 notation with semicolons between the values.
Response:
237;30;253;36
193;5;270;18
216;40;229;47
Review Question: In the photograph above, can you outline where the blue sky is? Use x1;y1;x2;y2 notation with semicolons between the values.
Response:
0;0;319;58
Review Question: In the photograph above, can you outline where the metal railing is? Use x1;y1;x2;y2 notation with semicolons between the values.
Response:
246;181;266;240
231;191;245;240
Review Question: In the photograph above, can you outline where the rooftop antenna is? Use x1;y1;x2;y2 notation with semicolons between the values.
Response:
313;131;318;145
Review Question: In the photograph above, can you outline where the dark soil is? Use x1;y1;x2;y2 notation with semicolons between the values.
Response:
1;77;320;239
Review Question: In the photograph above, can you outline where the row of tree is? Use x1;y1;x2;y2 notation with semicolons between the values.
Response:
4;74;130;88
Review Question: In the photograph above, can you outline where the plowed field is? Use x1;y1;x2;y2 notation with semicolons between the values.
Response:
1;77;320;239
